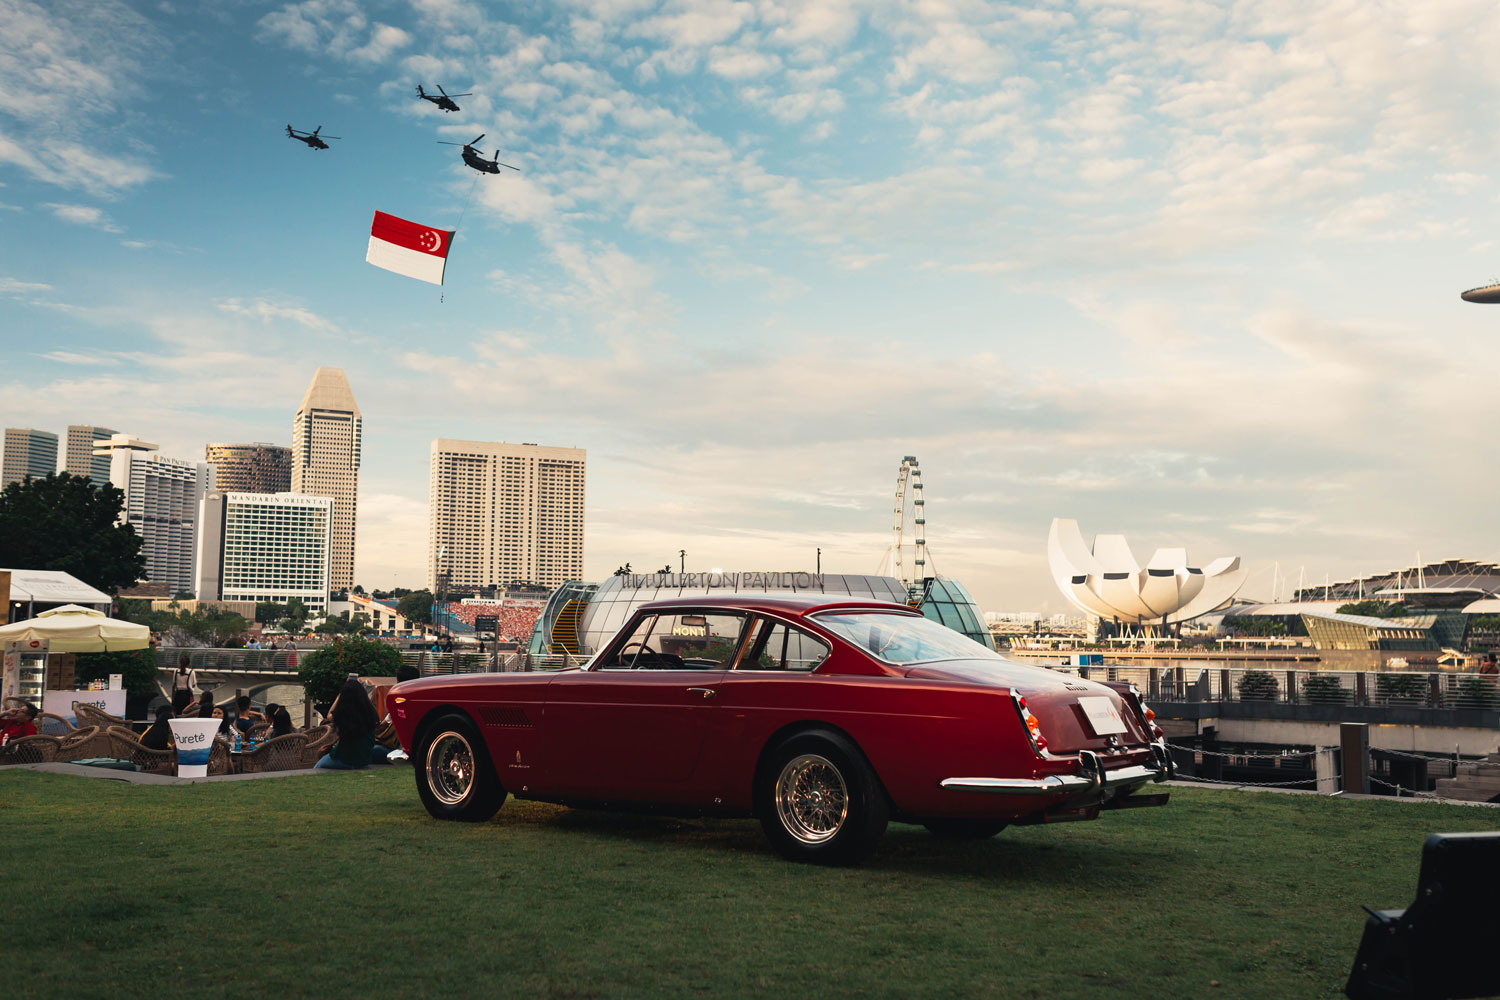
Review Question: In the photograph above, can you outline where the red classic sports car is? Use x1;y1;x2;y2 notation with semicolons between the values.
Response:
389;594;1171;865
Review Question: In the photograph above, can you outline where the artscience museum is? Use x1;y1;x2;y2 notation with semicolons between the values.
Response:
1046;518;1247;628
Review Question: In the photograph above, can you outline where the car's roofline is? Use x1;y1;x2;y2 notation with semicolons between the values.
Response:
636;593;919;617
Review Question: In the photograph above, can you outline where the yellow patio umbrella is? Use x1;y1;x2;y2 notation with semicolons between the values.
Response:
0;604;150;652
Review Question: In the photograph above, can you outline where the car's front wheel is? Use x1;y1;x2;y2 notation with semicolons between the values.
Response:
414;712;505;822
923;818;1008;839
757;731;888;865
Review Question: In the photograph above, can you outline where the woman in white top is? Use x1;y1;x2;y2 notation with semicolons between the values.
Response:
170;655;198;715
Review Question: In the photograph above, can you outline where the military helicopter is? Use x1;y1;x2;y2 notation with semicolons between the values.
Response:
286;125;339;150
417;84;471;113
437;134;519;175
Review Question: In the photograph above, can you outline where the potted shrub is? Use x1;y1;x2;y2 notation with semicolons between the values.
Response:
1237;670;1279;701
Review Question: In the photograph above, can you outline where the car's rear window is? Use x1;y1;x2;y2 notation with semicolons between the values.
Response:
814;611;999;665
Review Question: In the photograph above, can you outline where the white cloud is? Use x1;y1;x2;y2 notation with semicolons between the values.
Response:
216;298;341;332
42;202;122;232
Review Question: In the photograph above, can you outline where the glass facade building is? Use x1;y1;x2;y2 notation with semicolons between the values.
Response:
528;572;992;656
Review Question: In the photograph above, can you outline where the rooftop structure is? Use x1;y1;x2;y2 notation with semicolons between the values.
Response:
1295;559;1500;607
1047;518;1247;628
1;568;112;619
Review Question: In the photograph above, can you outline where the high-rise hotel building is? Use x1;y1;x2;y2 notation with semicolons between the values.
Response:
65;425;116;485
195;492;333;613
104;435;214;594
205;443;292;494
292;368;360;591
429;439;586;591
2;428;58;487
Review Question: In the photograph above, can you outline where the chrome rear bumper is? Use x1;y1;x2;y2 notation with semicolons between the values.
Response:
941;745;1172;798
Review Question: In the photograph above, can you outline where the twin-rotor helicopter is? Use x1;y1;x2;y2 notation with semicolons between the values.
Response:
285;85;519;175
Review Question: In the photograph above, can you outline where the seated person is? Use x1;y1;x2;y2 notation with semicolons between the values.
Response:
316;678;381;769
232;695;263;735
268;706;295;737
1;703;39;742
140;704;174;751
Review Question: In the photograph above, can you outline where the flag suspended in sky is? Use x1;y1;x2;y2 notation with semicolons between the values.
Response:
366;210;453;286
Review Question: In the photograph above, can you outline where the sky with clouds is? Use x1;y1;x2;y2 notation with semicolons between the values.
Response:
3;0;1500;611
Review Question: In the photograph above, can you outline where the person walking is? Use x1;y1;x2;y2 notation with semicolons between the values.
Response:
170;656;198;715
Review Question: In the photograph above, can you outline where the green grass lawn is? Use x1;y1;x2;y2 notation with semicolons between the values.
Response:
2;769;1495;1000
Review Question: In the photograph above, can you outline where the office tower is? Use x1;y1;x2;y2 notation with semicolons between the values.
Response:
2;428;58;487
195;492;333;613
110;445;213;594
65;425;116;484
429;439;586;592
291;367;361;592
205;443;293;493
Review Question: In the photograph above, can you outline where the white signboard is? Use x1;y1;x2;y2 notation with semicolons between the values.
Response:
44;688;127;724
109;673;123;691
1078;696;1128;736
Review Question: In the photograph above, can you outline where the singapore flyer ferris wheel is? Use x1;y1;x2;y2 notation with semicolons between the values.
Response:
878;455;934;600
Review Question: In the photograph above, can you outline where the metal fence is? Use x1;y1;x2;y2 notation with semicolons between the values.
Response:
156;646;585;677
1048;664;1500;712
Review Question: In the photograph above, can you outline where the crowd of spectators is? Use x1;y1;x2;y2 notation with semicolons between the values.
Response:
441;602;544;642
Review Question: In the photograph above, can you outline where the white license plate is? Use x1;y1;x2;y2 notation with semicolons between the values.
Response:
1078;696;1128;735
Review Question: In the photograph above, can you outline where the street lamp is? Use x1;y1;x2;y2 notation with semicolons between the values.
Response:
679;549;685;574
817;547;821;574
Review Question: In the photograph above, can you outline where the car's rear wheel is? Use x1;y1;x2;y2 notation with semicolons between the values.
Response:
923;818;1008;839
414;712;505;822
757;731;888;865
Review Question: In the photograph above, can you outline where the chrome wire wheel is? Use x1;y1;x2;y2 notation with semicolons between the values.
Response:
425;731;476;805
775;753;849;845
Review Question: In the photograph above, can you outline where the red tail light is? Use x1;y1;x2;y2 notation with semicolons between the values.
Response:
1013;692;1048;755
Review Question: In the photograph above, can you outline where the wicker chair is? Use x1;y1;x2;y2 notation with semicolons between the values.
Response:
0;735;62;765
106;729;175;774
374;719;400;749
237;733;309;774
73;701;127;730
298;725;336;768
208;736;233;776
248;721;272;739
56;725;110;761
37;712;76;736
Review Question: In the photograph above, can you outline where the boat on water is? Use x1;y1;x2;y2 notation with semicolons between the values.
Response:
1460;282;1500;303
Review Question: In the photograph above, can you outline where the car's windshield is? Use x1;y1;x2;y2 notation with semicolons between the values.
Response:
814;611;1000;665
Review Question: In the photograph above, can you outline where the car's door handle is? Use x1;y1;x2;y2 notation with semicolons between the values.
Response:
686;687;715;699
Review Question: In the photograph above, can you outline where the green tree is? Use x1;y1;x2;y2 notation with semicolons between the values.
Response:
1337;601;1408;618
278;597;309;634
255;600;288;624
156;604;249;647
397;590;434;625
297;635;404;706
74;649;158;698
0;472;144;593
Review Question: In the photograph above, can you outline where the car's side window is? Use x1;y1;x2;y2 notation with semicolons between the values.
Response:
738;619;830;672
657;613;748;669
597;613;748;670
598;615;660;669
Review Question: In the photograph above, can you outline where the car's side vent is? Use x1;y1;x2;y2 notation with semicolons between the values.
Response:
478;706;533;728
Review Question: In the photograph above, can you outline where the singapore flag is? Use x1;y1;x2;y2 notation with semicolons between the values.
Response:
366;210;454;285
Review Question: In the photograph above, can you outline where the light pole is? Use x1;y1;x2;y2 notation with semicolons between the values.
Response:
679;549;685;574
817;548;821;574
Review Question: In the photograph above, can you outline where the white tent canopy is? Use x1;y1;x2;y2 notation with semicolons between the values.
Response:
0;604;149;652
1;568;112;610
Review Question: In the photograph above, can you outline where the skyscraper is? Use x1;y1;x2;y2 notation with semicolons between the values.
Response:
292;367;361;592
65;424;116;485
109;444;213;594
195;492;333;613
429;439;586;592
2;428;58;487
205;443;293;493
